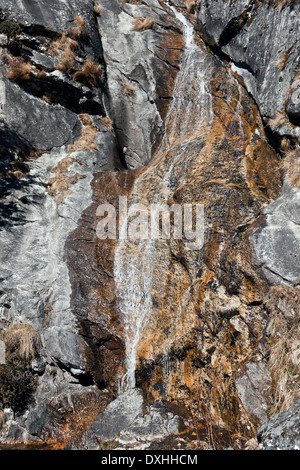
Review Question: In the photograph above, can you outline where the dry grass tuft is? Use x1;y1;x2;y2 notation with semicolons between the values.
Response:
10;170;26;179
5;323;40;362
267;110;291;131
100;116;114;132
280;136;291;153
73;59;103;87
266;285;300;412
123;82;135;96
68;119;99;154
133;17;157;31
94;2;101;15
42;94;52;105
0;410;5;430
276;52;289;71
6;60;32;81
56;49;76;73
48;34;78;73
48;34;78;56
47;156;86;203
79;113;94;126
67;15;88;40
282;147;300;188
36;70;47;79
183;0;197;13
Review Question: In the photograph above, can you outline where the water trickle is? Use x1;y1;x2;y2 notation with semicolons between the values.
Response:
114;6;214;393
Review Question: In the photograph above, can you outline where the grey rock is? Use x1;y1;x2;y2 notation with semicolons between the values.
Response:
236;362;273;425
250;181;300;286
29;50;58;70
3;78;79;150
84;388;145;448
257;399;300;450
0;34;7;46
198;0;300;137
287;84;300;124
117;401;184;446
98;0;175;168
82;389;184;450
0;0;93;33
42;326;86;370
26;402;52;436
31;356;46;374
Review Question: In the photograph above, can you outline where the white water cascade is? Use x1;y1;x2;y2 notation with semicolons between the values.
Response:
114;5;214;393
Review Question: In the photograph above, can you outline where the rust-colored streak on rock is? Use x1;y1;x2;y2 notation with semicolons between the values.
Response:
67;27;281;436
152;32;185;121
131;42;281;434
66;169;138;391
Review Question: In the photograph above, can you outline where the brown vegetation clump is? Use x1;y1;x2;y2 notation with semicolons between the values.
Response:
133;17;157;31
47;156;87;204
79;113;94;126
42;94;52;105
276;51;289;71
0;409;5;430
0;324;39;414
183;0;197;13
266;285;300;412
67;15;88;40
36;70;47;79
10;170;26;179
48;34;78;73
5;323;40;361
73;59;103;87
100;116;114;132
123;82;135;96
48;34;78;57
94;2;101;15
268;110;291;131
68;116;99;154
6;59;32;81
280;136;291;153
282;147;300;188
57;49;76;73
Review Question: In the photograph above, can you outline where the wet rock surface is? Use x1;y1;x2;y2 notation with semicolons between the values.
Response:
0;0;299;450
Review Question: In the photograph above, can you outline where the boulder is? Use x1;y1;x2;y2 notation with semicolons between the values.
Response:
81;389;184;450
258;399;300;450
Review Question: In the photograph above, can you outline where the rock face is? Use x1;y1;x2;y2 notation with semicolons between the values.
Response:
74;389;184;450
68;0;281;437
250;180;300;286
257;399;300;450
197;0;300;133
0;0;299;450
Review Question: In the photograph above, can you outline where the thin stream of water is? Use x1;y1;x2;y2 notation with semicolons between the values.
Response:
114;5;213;393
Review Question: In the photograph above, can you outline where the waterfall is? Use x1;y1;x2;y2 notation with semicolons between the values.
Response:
114;5;213;393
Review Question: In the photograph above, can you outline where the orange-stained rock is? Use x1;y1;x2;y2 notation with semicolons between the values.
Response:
66;15;281;438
